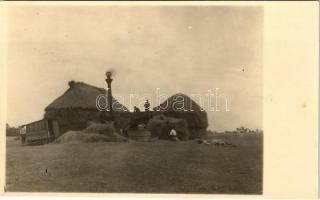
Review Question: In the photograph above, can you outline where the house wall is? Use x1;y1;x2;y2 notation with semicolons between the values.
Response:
45;108;132;134
45;108;101;133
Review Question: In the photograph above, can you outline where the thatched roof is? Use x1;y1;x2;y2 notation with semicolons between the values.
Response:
45;81;129;111
153;93;205;112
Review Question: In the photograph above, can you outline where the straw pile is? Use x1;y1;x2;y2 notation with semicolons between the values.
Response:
147;114;189;140
54;122;127;143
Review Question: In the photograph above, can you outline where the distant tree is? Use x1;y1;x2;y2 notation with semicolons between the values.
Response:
144;100;150;112
134;106;141;112
6;124;19;136
235;126;251;134
255;128;263;134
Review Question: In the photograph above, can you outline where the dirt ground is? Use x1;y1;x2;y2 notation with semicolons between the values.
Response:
6;134;262;194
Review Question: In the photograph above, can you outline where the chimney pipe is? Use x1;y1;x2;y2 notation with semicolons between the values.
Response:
105;71;113;120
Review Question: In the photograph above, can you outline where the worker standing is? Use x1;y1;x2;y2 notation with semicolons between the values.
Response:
169;128;179;141
20;125;26;144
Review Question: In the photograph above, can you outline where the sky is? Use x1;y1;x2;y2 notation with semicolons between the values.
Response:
6;5;263;131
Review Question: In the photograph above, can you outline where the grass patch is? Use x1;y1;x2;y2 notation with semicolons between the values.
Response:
6;134;262;194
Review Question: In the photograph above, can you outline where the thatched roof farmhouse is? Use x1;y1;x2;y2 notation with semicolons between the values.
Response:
46;81;128;111
45;81;128;133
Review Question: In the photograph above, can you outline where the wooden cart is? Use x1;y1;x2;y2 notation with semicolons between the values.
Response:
24;119;60;144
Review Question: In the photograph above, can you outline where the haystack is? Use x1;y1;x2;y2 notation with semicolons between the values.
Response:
153;93;208;139
84;121;128;141
84;121;115;135
54;122;127;143
147;114;189;140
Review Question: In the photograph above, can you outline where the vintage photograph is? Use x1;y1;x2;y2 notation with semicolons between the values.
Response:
5;5;263;194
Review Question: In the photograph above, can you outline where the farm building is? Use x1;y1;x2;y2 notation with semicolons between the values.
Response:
44;81;129;133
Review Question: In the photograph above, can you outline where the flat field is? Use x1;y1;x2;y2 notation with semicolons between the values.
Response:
6;134;262;194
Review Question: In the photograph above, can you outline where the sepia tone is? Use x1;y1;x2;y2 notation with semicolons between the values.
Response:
5;5;264;194
2;2;317;197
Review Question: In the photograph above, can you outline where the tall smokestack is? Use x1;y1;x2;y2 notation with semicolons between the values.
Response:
105;71;113;120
